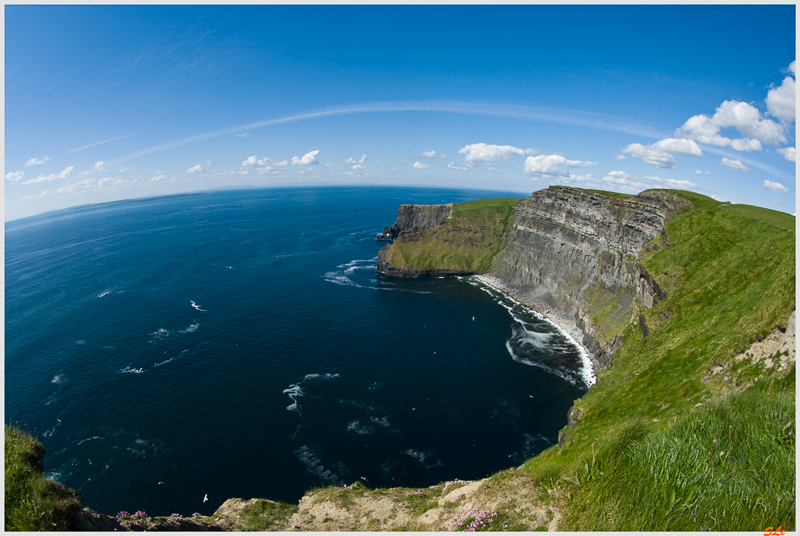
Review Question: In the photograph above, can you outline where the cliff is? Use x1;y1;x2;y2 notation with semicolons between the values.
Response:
377;186;690;368
376;198;517;277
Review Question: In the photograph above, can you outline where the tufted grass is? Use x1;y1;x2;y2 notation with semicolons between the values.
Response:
5;425;82;531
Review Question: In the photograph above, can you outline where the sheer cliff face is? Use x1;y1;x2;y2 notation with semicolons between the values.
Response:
493;186;690;366
387;204;453;238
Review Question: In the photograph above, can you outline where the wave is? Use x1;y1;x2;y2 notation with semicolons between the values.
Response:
323;256;432;294
464;276;596;388
283;384;304;413
97;290;111;298
179;323;199;333
190;301;206;312
51;374;66;384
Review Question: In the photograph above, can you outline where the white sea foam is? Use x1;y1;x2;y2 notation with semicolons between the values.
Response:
283;384;304;413
179;323;199;333
346;420;375;435
51;374;65;384
294;445;346;486
42;417;62;438
119;366;145;374
97;290;111;298
149;328;170;343
191;300;206;311
369;416;391;428
304;373;340;382
77;436;102;446
468;276;596;387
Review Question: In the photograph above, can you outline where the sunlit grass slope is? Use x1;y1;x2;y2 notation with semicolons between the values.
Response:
524;191;795;531
5;425;82;531
383;197;519;273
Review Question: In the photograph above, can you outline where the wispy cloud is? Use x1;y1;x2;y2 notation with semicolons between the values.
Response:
110;100;666;166
65;133;138;154
25;156;50;167
23;166;75;184
413;161;428;169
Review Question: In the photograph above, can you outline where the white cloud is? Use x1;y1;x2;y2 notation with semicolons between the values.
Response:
94;161;107;171
676;100;786;149
235;133;249;137
291;150;319;165
24;156;49;167
729;138;762;152
694;170;712;176
459;143;525;162
766;73;795;124
22;166;75;185
622;138;703;169
421;150;441;158
6;170;24;182
523;154;597;176
763;180;789;193
345;154;368;165
614;155;627;160
352;164;366;170
656;177;697;189
54;178;116;194
413;162;428;169
150;173;175;182
524;148;538;155
119;166;133;172
188;164;205;173
719;157;750;172
447;161;470;171
652;138;704;156
777;147;796;162
242;155;258;166
621;143;676;168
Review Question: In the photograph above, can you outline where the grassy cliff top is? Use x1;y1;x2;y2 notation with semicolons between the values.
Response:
525;188;795;530
381;197;520;274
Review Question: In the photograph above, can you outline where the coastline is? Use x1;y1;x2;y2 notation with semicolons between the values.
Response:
472;274;598;386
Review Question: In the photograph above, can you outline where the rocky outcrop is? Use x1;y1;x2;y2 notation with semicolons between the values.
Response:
383;203;453;239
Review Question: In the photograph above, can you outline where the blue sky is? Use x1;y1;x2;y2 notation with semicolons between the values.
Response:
5;5;796;221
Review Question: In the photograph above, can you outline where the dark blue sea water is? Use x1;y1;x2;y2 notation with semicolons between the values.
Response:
5;186;590;517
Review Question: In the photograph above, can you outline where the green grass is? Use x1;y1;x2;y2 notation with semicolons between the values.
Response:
5;425;82;531
385;197;520;273
234;498;298;531
519;189;795;530
561;375;795;530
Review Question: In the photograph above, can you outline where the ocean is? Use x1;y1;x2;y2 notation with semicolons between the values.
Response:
5;186;591;517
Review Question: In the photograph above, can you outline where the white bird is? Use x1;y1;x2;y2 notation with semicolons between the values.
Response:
472;316;475;321
203;494;208;503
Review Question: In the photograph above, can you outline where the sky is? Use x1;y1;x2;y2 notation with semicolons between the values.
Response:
4;4;797;221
